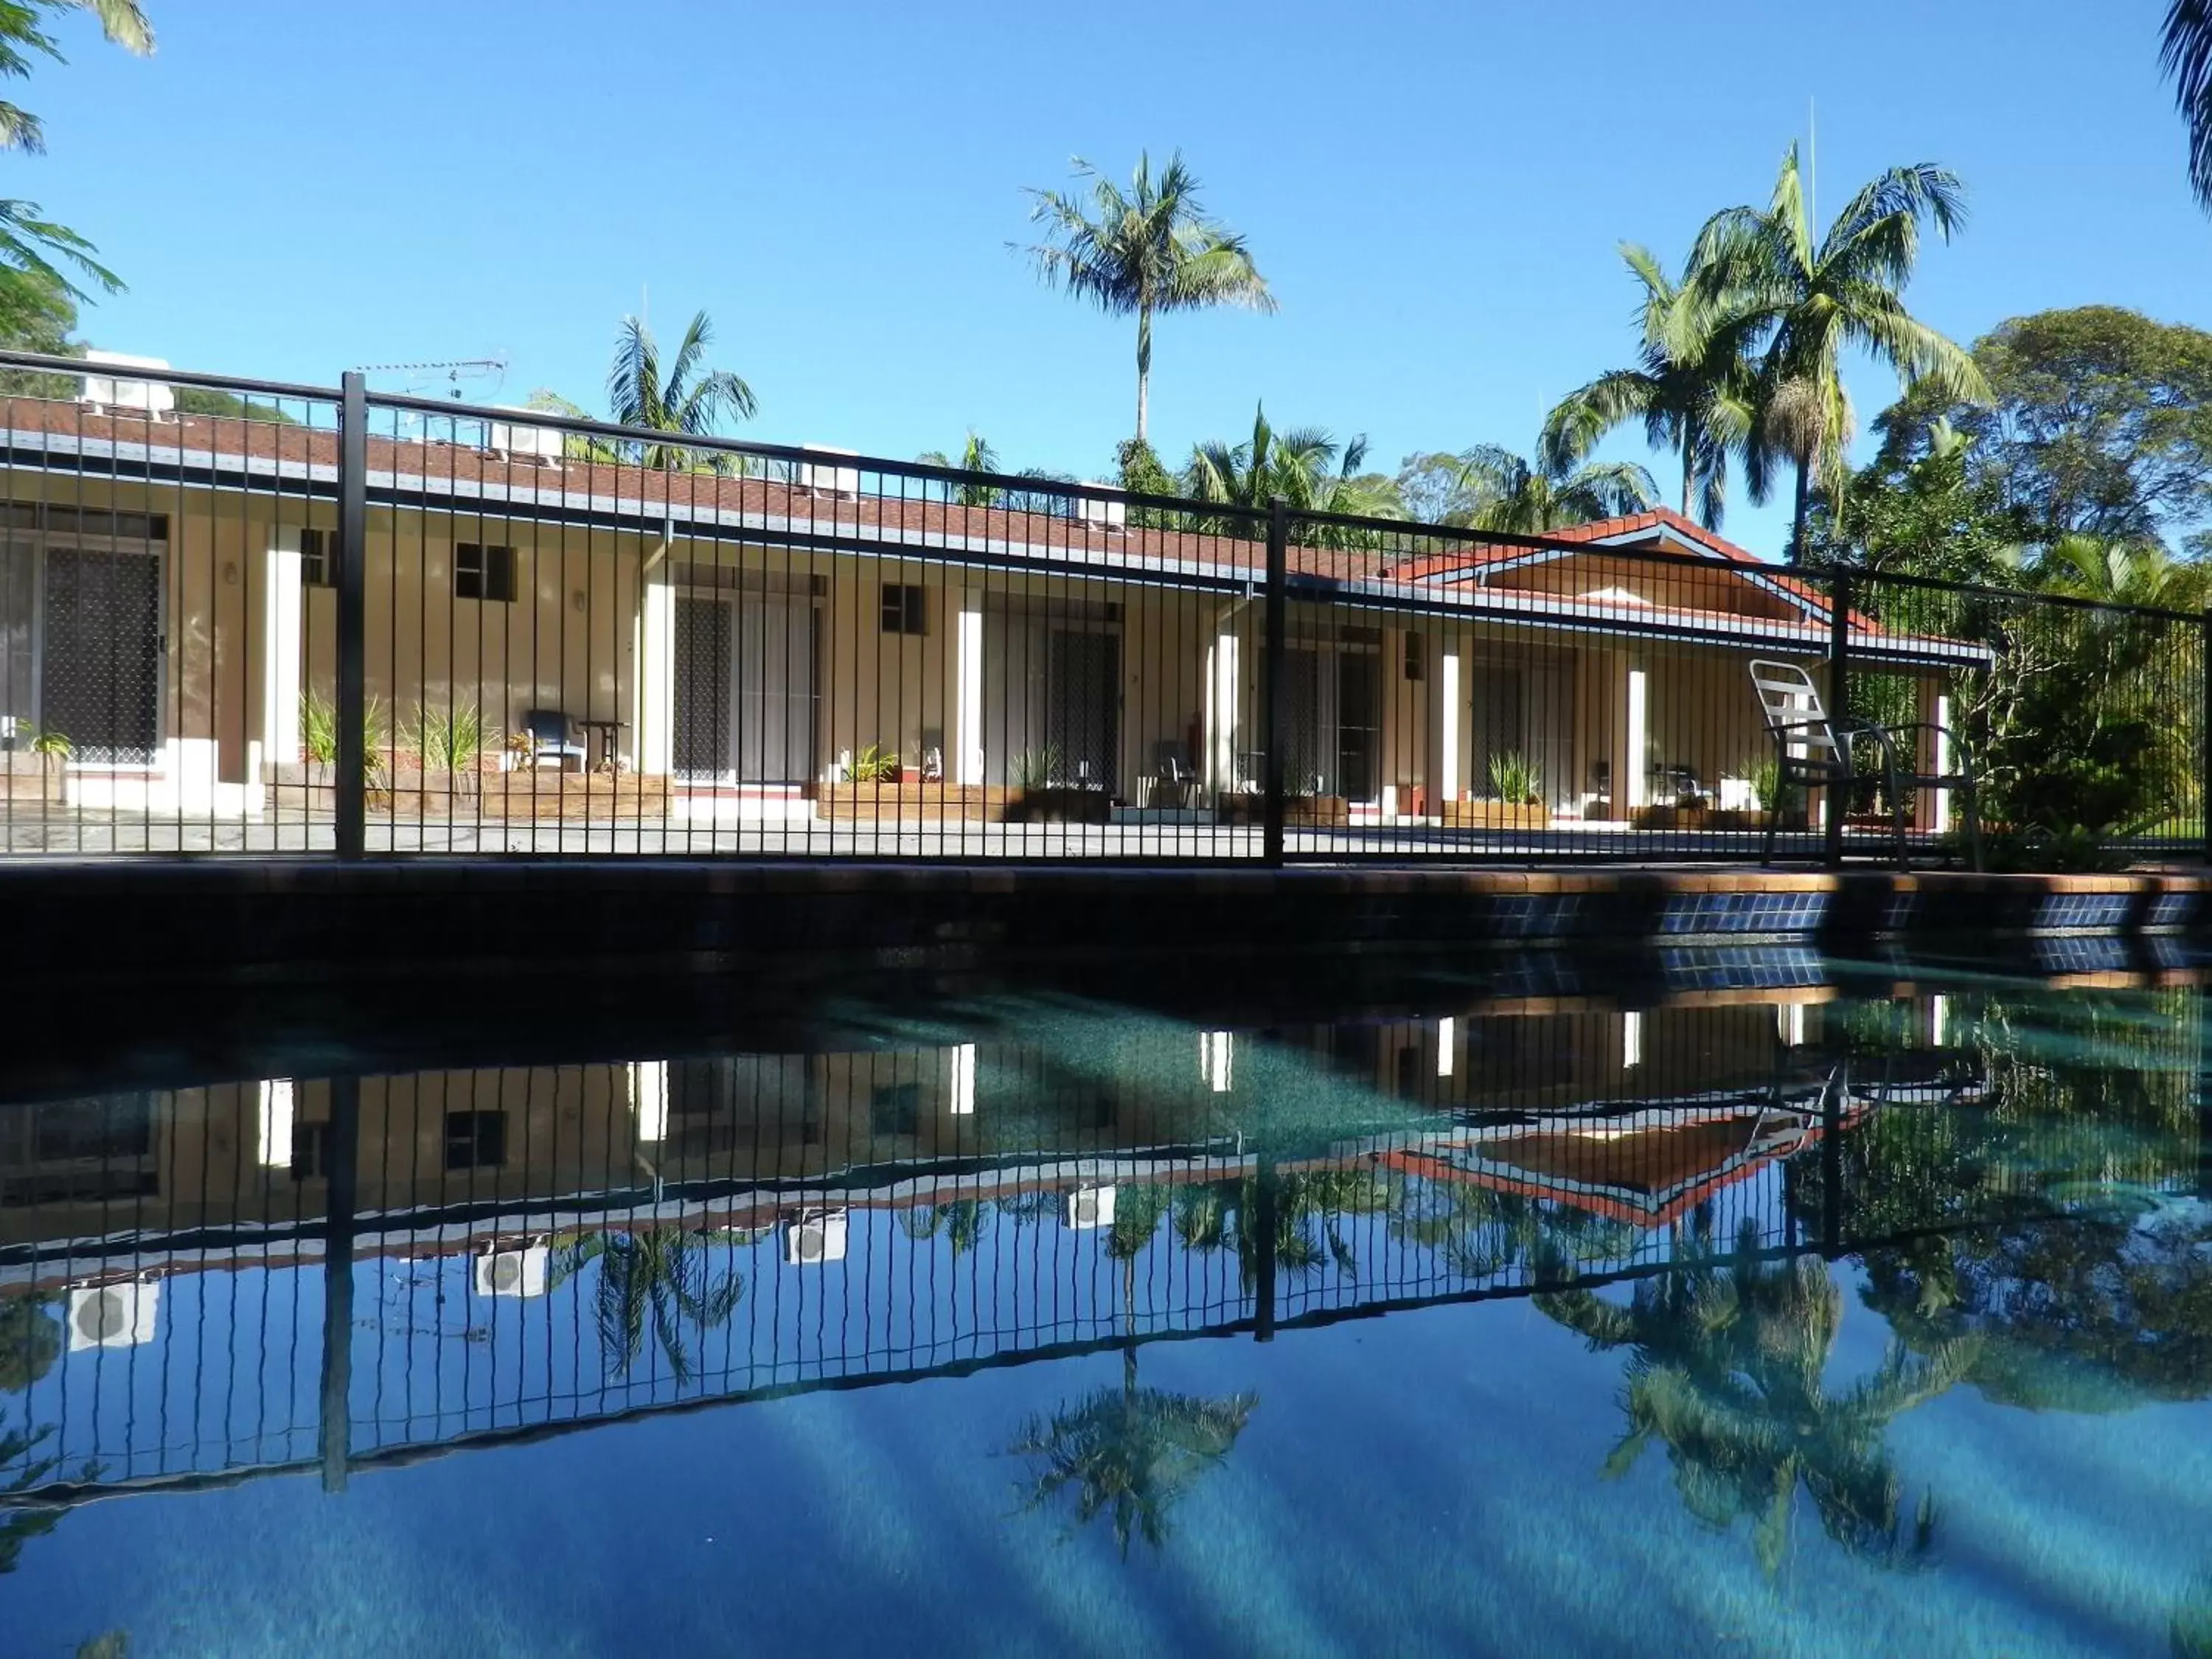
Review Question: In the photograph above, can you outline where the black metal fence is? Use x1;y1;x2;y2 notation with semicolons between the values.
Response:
0;348;2201;863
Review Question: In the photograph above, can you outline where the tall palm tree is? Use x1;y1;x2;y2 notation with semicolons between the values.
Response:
605;310;757;472
563;1228;745;1385
1690;145;1989;562
1542;243;1760;528
1451;442;1658;535
2032;532;2211;609
898;1198;991;1257
1023;150;1275;444
2165;1;2212;210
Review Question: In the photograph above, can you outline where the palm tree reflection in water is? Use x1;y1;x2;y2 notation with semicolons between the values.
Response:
1536;1220;1975;1579
560;1229;748;1385
1011;1183;1258;1558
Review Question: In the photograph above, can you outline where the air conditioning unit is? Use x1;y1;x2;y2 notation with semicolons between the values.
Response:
1064;1186;1116;1231
485;408;568;465
78;351;176;419
784;1208;849;1265
1074;490;1127;531
796;444;860;498
67;1281;160;1351
473;1245;551;1298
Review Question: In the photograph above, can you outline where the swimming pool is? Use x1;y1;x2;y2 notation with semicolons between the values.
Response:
1;945;2208;1655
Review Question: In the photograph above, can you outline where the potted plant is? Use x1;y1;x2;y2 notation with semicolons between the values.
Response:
29;726;69;806
1001;744;1110;824
849;742;902;785
1442;751;1548;830
408;701;486;800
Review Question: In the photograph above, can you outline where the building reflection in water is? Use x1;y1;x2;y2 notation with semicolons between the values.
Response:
0;956;2197;1546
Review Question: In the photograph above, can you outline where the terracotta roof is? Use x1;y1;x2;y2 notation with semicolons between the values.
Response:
0;400;1934;650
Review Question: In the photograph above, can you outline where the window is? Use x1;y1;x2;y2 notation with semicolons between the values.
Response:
290;1122;332;1180
299;527;335;588
444;1110;508;1171
454;542;518;602
1403;633;1427;682
880;582;927;636
869;1079;920;1138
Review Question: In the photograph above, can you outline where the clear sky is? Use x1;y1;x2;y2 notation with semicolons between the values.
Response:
21;0;2211;557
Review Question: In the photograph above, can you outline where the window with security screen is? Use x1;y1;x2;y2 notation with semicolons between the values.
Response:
444;1110;508;1171
880;583;927;636
454;543;518;602
299;528;335;588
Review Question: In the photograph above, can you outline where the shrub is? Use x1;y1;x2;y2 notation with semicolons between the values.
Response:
1486;750;1540;805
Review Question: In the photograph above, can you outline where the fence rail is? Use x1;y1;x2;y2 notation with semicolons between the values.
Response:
0;349;2200;863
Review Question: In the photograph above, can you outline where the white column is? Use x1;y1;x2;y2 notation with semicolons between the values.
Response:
1436;1015;1456;1078
1439;652;1461;801
1932;692;1953;835
949;1043;977;1115
630;1060;669;1141
636;574;675;776
1624;668;1648;811
1200;1031;1234;1093
256;1078;295;1168
956;606;984;786
1621;1009;1643;1069
1206;632;1241;793
261;532;303;775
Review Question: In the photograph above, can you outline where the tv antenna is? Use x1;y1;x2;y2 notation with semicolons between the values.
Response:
350;355;509;401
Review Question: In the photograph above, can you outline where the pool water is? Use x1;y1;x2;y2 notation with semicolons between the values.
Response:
3;946;2211;1656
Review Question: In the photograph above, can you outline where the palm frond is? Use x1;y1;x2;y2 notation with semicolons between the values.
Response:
2166;0;2212;209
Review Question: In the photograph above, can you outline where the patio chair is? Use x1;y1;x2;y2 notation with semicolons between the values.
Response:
1747;659;1981;870
521;708;588;773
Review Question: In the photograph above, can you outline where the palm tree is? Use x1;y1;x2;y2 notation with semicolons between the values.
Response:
917;431;1002;507
1542;243;1760;528
1536;1222;1975;1578
0;1298;60;1392
0;3;153;309
1689;145;1989;562
1182;404;1405;527
563;1228;745;1385
1450;442;1658;535
898;1198;991;1257
0;1;152;155
1023;150;1275;443
2032;532;2212;609
2165;0;2212;209
605;310;757;472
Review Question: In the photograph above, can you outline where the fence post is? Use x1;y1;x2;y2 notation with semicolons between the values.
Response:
1262;496;1289;866
2200;607;2211;865
1826;571;1851;869
319;1074;360;1492
334;371;368;860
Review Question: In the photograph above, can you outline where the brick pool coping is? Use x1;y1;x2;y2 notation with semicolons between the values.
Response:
0;859;2202;982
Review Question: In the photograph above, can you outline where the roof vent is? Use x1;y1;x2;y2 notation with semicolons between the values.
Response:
1074;487;1127;532
796;443;860;498
78;351;175;420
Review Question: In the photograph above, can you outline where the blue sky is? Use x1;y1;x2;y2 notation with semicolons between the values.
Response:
21;0;2211;557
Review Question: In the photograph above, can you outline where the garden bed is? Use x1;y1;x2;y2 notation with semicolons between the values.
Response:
0;754;65;804
1440;799;1549;832
1215;793;1353;829
264;763;669;821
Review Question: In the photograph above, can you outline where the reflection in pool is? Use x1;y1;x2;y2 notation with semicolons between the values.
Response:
0;948;2209;1655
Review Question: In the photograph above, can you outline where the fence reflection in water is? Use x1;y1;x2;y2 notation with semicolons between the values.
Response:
0;974;2198;1505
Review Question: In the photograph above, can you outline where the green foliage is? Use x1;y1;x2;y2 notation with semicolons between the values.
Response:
299;689;390;779
1687;145;1988;559
25;726;67;757
0;1298;59;1391
1484;748;1540;804
1450;441;1656;535
2168;0;2212;209
407;701;485;775
173;386;297;425
847;742;899;784
1804;417;2029;583
917;431;1002;507
1011;1382;1258;1557
1009;745;1061;789
1114;436;1176;497
1023;150;1273;442
605;309;756;471
1180;403;1405;535
0;265;80;396
560;1229;742;1385
1542;242;1761;527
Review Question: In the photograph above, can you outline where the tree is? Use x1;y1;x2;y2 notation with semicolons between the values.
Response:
917;431;1001;507
1542;243;1759;527
1690;145;1989;561
2031;532;2212;610
0;3;154;314
1891;307;2212;549
1181;404;1404;526
1449;442;1656;535
2163;0;2212;209
1023;150;1274;443
605;310;757;472
1803;416;2026;583
0;1299;60;1392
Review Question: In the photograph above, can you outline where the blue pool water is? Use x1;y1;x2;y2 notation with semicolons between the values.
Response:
2;946;2211;1655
